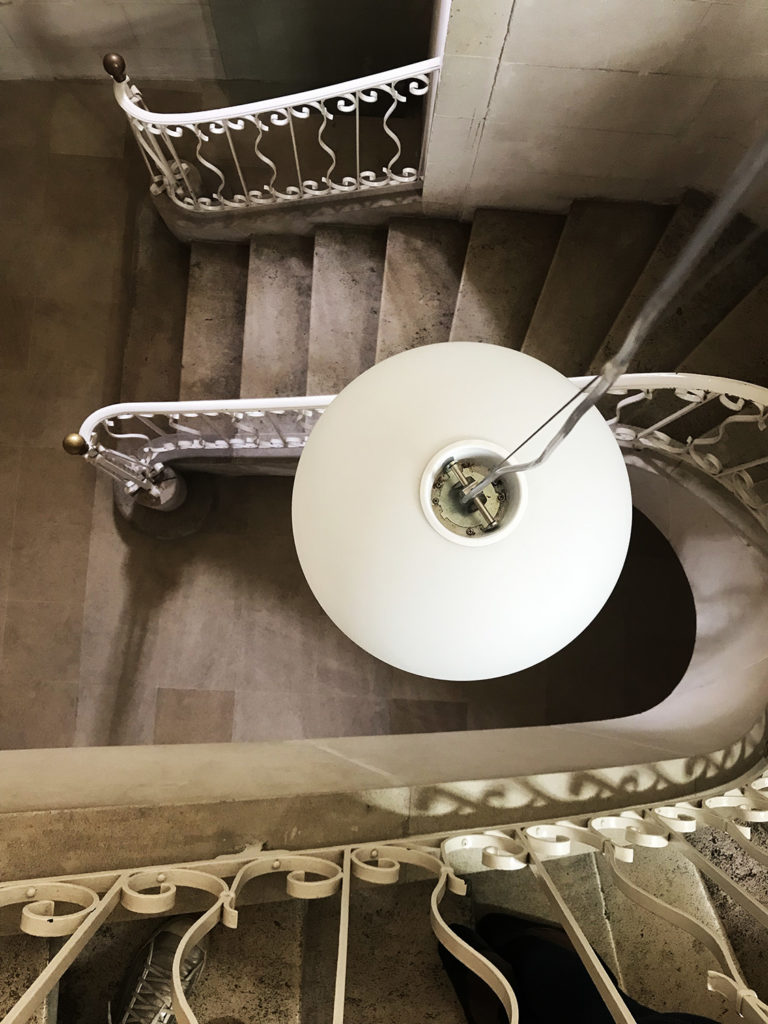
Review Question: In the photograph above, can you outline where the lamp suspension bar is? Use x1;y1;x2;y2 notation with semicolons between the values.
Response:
462;129;768;505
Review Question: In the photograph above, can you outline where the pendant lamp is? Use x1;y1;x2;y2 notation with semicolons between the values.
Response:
292;343;632;680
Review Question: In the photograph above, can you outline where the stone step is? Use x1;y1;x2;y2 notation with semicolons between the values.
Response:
466;850;623;983
241;235;314;397
0;935;52;1022
375;218;470;363
449;208;564;348
180;242;248;400
592;190;768;373
120;199;189;403
595;842;738;1019
306;226;387;395
679;274;768;388
522;200;671;376
590;191;709;373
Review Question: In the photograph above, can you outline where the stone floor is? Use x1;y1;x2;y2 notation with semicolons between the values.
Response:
0;80;697;751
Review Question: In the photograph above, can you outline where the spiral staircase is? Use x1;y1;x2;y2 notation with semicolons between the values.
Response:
5;187;768;1024
164;190;768;407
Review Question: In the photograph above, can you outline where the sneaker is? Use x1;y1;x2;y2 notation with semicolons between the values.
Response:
108;916;208;1024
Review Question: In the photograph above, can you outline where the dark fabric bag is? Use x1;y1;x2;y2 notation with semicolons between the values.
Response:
439;913;718;1024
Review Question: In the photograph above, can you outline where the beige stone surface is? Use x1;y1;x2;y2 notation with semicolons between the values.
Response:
501;0;709;74
425;0;768;224
467;852;623;983
521;199;671;374
306;226;386;395
241;235;313;397
597;845;740;1022
449;208;564;347
375;218;469;361
194;901;305;1024
343;879;466;1024
0;934;51;1023
681;275;768;387
181;242;248;399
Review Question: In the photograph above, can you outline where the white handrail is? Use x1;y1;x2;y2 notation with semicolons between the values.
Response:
68;371;768;532
113;58;443;127
572;371;768;406
78;395;335;443
108;56;442;212
4;756;768;1024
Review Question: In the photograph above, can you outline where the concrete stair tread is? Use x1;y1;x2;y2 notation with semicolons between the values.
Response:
679;274;768;388
121;200;188;403
449;208;564;348
522;200;671;377
241;235;314;398
593;190;768;373
638;213;768;372
375;217;470;363
590;191;710;373
181;242;248;400
307;226;386;395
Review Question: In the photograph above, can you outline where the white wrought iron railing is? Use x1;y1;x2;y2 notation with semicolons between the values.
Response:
64;396;333;501
64;373;768;531
103;53;441;212
4;754;768;1024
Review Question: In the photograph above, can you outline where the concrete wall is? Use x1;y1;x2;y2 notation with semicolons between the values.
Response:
0;0;434;90
423;0;768;223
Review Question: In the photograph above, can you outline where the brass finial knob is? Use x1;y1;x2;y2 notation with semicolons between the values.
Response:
63;433;89;456
103;53;127;82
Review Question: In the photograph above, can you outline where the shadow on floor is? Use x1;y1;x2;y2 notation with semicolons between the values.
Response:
75;474;696;747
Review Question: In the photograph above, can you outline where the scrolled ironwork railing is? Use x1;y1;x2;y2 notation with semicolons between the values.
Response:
64;373;768;533
64;395;334;499
5;758;768;1023
103;53;441;212
590;372;768;533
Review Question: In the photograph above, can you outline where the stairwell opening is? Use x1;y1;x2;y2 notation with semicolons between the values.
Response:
85;469;696;745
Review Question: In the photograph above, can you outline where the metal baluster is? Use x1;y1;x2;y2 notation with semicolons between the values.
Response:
633;392;716;439
224;123;250;204
161;127;199;208
287;109;304;196
355;90;360;187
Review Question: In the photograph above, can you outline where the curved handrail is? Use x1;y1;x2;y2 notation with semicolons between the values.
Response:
66;371;768;528
112;58;442;128
573;371;768;407
5;757;768;1024
107;56;442;212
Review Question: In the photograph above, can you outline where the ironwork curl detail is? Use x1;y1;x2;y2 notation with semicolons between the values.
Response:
8;759;768;1023
118;62;438;210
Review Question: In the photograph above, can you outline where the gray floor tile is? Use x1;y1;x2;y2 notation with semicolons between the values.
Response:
0;671;78;749
0;82;54;154
8;517;91;605
0;447;19;605
15;446;96;526
48;83;129;159
0;368;103;447
154;687;235;744
233;689;390;742
34;219;126;312
388;698;469;735
0;267;33;372
1;599;83;686
0;150;48;267
28;297;122;376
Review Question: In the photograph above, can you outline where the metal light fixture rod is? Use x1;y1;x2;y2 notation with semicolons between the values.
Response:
463;131;768;505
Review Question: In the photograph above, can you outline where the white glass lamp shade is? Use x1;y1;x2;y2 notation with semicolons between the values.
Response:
292;343;632;680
